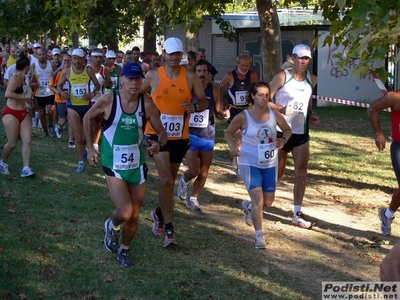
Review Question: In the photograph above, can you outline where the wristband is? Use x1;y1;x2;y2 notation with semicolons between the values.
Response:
282;136;288;144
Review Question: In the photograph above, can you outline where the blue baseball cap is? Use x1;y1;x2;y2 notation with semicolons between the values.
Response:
121;63;144;78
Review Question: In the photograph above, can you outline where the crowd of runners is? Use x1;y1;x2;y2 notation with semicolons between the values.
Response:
0;38;398;275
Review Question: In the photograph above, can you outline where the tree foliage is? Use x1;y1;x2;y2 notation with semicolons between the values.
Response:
316;0;400;81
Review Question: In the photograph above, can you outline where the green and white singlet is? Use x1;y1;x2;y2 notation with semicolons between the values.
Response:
102;91;147;185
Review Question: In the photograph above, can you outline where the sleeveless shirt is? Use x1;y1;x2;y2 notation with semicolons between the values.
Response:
228;70;251;108
189;83;215;140
67;66;91;106
102;91;147;170
145;66;192;140
239;107;278;168
34;61;54;97
273;69;313;134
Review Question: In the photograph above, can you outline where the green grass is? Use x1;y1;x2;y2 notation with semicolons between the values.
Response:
0;94;395;299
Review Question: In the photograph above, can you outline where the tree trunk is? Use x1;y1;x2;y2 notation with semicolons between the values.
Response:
185;30;199;52
143;15;156;54
72;31;79;49
256;0;282;81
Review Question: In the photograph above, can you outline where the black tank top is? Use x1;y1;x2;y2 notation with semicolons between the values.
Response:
15;85;24;94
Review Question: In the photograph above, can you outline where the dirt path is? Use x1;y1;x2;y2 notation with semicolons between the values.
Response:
160;152;398;295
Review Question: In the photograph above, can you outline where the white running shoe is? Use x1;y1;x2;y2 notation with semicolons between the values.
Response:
177;176;188;200
242;200;253;226
55;125;63;139
0;162;10;175
187;197;202;212
21;167;35;178
255;233;267;249
292;212;312;229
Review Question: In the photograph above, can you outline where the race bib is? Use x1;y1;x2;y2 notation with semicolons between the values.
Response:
72;83;89;98
257;143;277;167
111;77;118;88
160;114;184;138
112;144;140;170
189;109;209;128
234;90;247;106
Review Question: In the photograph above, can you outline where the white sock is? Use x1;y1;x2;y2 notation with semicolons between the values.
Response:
255;230;263;237
385;208;395;219
118;244;129;252
78;161;84;165
294;205;301;216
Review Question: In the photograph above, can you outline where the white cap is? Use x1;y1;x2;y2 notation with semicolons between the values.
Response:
292;44;312;58
105;50;116;58
52;48;61;55
163;37;184;54
72;48;85;57
33;43;41;48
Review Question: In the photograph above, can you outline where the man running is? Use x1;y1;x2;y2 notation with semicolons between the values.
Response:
57;48;100;172
269;44;319;229
177;59;228;212
83;63;167;267
142;37;208;247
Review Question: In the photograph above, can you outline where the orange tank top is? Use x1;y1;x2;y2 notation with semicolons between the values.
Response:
146;66;192;140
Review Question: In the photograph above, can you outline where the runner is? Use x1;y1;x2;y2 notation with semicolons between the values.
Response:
83;63;167;267
141;37;208;247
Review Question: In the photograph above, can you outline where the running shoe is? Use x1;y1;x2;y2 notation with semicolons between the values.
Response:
104;218;120;253
32;118;37;128
150;209;165;235
0;163;10;175
21;167;35;178
379;207;394;236
187;196;202;212
177;176;188;200
48;126;55;137
68;140;75;148
41;131;49;138
55;125;63;139
292;212;312;229
242;200;253;226
163;230;178;248
255;233;267;249
76;162;85;173
117;249;134;267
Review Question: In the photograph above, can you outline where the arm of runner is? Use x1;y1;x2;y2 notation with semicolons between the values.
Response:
368;91;400;151
104;67;112;89
5;76;32;100
83;93;113;167
381;240;400;281
57;68;69;99
275;110;292;149
217;73;232;109
225;112;245;157
213;86;226;120
250;70;259;83
268;71;285;112
48;73;59;95
141;69;155;94
85;67;100;100
145;95;167;154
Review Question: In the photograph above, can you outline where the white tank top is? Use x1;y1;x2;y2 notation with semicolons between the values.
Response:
273;69;313;134
239;107;278;168
35;61;54;97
